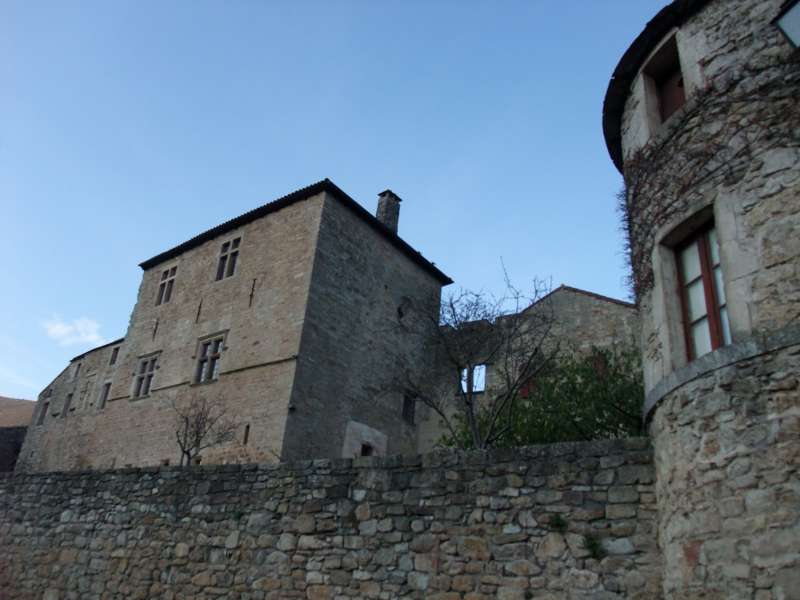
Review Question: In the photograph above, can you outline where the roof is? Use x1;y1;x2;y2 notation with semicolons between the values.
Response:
139;179;453;285
0;397;36;427
70;337;125;363
534;285;636;309
602;0;713;172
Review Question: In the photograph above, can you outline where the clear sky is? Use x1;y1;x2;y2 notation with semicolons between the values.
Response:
1;0;669;399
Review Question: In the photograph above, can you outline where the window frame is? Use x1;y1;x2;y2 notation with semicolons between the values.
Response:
460;364;487;394
194;334;226;384
133;354;159;399
156;266;178;306
98;381;112;410
215;237;241;281
37;401;49;425
676;225;728;361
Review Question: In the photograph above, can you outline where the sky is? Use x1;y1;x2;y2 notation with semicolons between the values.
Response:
0;0;670;400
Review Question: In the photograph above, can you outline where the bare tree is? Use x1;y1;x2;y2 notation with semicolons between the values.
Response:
171;397;238;467
397;276;557;450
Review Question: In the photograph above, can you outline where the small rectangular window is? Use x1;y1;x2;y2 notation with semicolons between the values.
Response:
402;394;416;425
133;356;158;398
72;363;81;381
99;382;111;409
460;364;487;394
109;346;120;366
644;36;686;123
37;401;49;425
156;266;178;306
63;393;73;417
677;225;730;361
215;237;241;281
195;336;224;383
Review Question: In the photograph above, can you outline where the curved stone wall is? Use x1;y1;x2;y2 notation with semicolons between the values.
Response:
609;0;800;597
619;0;800;392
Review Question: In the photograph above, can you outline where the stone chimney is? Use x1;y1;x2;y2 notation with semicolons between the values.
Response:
376;190;402;234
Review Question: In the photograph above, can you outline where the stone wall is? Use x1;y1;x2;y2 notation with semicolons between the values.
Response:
19;192;326;471
650;343;800;599
618;0;800;393
284;190;444;461
0;439;661;600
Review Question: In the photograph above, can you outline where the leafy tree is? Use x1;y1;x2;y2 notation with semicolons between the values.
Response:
397;276;558;450
443;342;644;448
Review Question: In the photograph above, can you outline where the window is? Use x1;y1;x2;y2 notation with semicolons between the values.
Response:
156;267;177;305
243;424;250;445
37;401;49;425
360;443;374;457
98;382;111;409
133;356;158;398
195;336;224;383
644;35;685;123
677;226;731;361
72;363;81;381
215;237;241;280
109;346;120;366
402;394;416;425
460;364;487;393
63;393;73;417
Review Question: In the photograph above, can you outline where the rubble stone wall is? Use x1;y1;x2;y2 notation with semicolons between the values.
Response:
0;439;661;600
650;344;800;600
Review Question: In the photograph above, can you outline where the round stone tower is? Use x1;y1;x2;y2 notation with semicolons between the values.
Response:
603;0;800;597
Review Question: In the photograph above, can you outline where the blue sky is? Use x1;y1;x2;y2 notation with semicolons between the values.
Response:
0;0;668;399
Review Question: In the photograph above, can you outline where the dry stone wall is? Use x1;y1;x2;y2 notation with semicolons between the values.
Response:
0;439;660;600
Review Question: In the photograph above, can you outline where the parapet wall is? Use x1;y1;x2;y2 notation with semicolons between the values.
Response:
0;439;661;600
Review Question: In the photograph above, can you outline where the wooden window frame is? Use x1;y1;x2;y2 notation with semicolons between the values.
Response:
215;237;241;281
676;226;726;361
156;266;177;306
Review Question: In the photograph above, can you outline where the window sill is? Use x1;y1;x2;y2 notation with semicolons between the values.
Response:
190;380;219;387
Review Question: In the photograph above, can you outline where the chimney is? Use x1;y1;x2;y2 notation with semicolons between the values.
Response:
376;189;402;234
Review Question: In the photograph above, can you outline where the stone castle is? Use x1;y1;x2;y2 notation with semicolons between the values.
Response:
3;0;799;598
17;180;637;471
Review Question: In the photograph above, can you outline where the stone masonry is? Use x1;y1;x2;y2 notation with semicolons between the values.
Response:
18;181;450;472
603;0;800;597
0;439;660;600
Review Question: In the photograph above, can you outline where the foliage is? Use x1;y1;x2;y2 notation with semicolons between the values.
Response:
397;275;557;450
442;341;644;448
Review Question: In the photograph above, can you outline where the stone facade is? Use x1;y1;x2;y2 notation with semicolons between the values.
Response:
19;181;450;472
603;0;800;597
0;439;661;600
20;179;639;472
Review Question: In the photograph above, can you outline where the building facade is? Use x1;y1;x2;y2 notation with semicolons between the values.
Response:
603;0;800;597
18;180;451;471
19;176;640;471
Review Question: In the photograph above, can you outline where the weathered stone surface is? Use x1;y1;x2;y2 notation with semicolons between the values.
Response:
0;439;660;599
